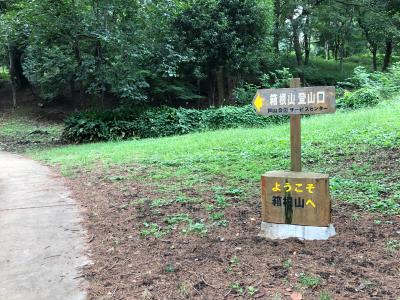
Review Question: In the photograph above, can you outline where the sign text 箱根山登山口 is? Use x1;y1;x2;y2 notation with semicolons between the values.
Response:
253;86;336;115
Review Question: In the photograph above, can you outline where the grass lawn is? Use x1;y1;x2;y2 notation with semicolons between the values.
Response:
27;97;400;299
34;98;400;215
0;109;63;152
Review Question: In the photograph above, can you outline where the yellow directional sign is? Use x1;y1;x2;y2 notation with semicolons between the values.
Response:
253;93;264;112
252;86;336;115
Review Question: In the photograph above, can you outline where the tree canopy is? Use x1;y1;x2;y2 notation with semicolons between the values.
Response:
0;0;399;107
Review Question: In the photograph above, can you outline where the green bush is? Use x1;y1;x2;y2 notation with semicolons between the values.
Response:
337;87;380;109
233;68;293;105
62;105;285;143
62;63;400;143
232;83;258;106
134;107;204;138
336;64;400;109
62;115;136;143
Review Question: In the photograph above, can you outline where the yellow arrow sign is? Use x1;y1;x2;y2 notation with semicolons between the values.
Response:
253;93;264;112
306;199;316;208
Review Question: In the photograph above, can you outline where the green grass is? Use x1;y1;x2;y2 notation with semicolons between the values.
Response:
32;98;400;214
282;55;372;85
299;273;321;288
282;54;400;85
0;116;61;137
0;111;63;152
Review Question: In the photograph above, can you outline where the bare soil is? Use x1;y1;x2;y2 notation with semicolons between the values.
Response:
65;166;400;300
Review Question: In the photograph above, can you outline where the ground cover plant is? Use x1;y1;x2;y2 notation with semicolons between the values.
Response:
0;109;62;152
60;64;400;144
33;97;400;299
1;1;400;299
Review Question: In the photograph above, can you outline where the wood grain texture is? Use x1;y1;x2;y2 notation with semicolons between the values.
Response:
252;86;336;116
261;171;331;227
290;78;302;172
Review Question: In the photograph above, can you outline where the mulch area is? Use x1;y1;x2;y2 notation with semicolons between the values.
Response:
64;167;400;300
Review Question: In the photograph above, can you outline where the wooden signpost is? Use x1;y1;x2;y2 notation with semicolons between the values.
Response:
253;78;336;239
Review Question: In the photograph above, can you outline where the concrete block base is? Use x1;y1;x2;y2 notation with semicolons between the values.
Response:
259;222;336;240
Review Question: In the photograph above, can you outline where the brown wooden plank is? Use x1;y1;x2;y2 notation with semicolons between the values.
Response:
252;86;336;116
261;171;331;227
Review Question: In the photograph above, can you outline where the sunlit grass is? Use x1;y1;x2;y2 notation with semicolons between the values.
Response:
32;98;400;214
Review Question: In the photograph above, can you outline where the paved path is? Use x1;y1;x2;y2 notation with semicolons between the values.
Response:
0;152;87;300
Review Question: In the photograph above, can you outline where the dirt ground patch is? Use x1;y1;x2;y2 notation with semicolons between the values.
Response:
64;164;400;300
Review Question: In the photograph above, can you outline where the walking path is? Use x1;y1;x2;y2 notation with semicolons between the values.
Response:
0;151;87;300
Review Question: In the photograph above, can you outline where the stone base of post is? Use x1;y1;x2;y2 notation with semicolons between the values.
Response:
259;222;336;240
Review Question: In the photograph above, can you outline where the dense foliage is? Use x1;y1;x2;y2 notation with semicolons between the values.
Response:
0;0;399;109
62;105;287;143
62;64;400;143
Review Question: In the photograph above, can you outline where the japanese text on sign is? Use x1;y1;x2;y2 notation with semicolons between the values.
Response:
271;182;317;209
253;86;336;116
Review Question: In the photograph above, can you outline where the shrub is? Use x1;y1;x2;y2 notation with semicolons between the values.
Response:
233;68;292;105
337;87;380;109
62;114;136;143
134;107;204;138
62;105;284;143
232;83;258;106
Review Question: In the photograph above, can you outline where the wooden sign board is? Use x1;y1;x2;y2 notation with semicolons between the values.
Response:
253;86;336;115
262;171;331;227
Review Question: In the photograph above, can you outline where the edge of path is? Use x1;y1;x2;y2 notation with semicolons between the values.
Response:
0;151;89;300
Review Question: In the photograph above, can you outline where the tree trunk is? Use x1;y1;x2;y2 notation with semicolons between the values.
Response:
334;40;339;60
303;14;311;65
226;75;235;105
371;46;377;71
8;45;17;108
292;21;303;66
324;40;329;60
216;66;225;107
339;41;344;73
273;0;281;54
304;34;310;65
207;75;216;107
382;39;393;71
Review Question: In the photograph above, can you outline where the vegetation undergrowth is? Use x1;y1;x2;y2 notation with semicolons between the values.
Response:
33;96;400;218
0;110;63;152
61;64;400;143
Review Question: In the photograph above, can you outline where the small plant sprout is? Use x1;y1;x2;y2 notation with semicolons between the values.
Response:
386;239;400;253
140;222;166;238
299;273;321;288
229;256;240;266
204;203;215;211
164;214;191;226
215;195;230;208
216;219;229;227
230;282;244;295
319;291;332;300
178;282;189;297
225;188;243;196
351;213;361;221
247;286;258;297
183;221;208;236
283;258;292;269
165;264;175;273
210;212;224;221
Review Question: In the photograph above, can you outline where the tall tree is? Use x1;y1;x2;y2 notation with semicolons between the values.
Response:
174;0;273;106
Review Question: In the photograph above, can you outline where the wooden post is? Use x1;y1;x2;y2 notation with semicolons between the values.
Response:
290;78;301;172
